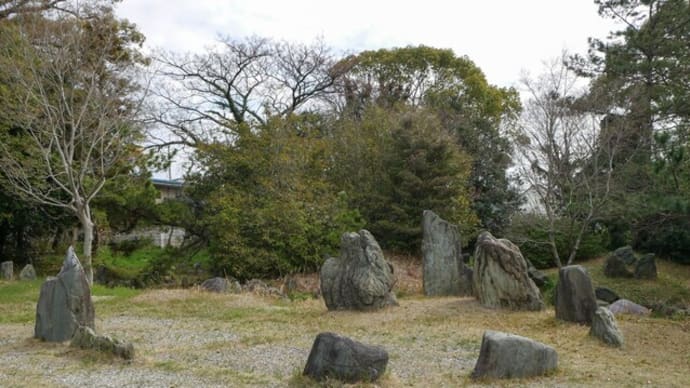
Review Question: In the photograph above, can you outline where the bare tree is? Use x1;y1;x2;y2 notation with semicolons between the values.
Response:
0;0;66;19
147;36;349;151
513;56;621;267
0;3;146;283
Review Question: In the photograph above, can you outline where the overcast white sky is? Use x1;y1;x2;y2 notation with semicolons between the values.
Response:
117;0;619;89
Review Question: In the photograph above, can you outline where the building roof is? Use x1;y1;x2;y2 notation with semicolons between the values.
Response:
151;178;184;188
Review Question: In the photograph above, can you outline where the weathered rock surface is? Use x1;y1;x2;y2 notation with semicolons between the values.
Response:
471;330;558;379
71;325;134;360
526;259;548;287
614;246;637;265
200;277;241;293
603;250;633;278
320;230;397;310
19;264;36;281
634;253;657;279
34;247;95;342
472;232;543;311
303;332;388;383
595;286;620;304
590;307;624;347
555;265;598;325
608;299;651;316
1;261;13;280
421;210;472;296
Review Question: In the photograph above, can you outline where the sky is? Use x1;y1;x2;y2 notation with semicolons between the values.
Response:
117;0;620;89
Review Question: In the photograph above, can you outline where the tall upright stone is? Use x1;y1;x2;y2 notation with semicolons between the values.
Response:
320;230;397;311
421;210;472;296
472;232;544;311
1;261;13;280
555;265;597;325
35;246;95;342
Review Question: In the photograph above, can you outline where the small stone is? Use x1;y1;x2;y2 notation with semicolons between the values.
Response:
608;299;651;316
200;277;241;293
595;286;620;303
71;325;134;360
634;254;657;279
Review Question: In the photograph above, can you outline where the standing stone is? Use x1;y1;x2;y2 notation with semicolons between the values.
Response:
472;232;543;311
634;254;657;279
555;265;597;325
303;332;388;383
471;330;558;379
320;230;397;310
595;286;620;304
614;246;637;265
35;246;95;342
421;210;472;296
19;264;37;281
603;252;633;278
590;307;624;347
1;261;13;280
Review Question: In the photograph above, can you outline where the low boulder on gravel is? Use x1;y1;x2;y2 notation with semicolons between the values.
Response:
590;307;624;347
35;247;95;342
71;325;134;360
303;332;388;383
320;230;397;311
471;330;558;379
200;277;241;293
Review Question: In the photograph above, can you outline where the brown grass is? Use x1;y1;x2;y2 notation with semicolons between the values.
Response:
1;256;689;387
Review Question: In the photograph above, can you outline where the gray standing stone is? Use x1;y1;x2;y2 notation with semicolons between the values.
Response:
472;232;543;311
608;299;651;316
19;264;37;281
634;253;657;279
34;246;95;342
614;246;637;265
603;252;633;278
1;261;13;280
200;277;241;293
320;230;397;311
595;286;620;304
421;210;472;296
471;330;558;379
71;326;134;360
590;307;624;347
555;265;597;325
303;332;388;383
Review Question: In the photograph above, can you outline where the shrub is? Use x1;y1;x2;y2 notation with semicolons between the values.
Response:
505;213;610;269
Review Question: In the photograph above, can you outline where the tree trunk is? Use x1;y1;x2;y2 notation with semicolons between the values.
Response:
77;206;94;286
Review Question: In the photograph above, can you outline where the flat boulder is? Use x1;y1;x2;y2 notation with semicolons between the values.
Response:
590;307;624;347
1;261;13;280
472;232;543;311
320;230;397;310
71;325;134;360
555;265;597;325
34;247;95;342
471;330;557;379
595;286;619;304
303;332;388;383
634;254;657;279
19;264;37;281
609;299;651;316
421;210;472;296
200;277;241;293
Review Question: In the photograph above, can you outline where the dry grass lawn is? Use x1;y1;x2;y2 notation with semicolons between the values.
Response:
1;257;689;387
